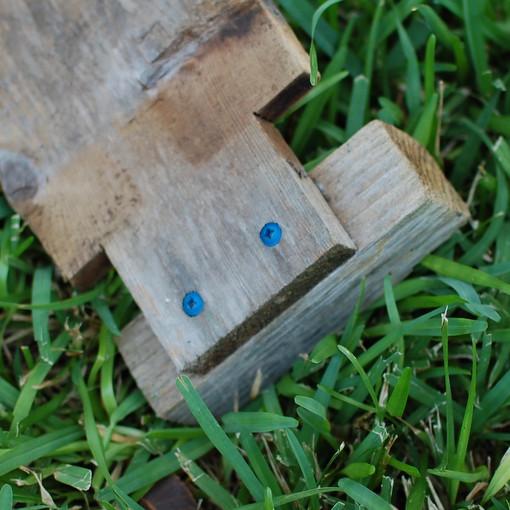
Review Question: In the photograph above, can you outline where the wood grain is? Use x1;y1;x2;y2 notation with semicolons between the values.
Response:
0;0;354;373
118;121;469;422
0;0;248;281
99;3;355;373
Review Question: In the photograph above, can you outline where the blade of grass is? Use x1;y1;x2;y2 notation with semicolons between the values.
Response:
54;465;92;492
428;466;488;483
386;367;412;417
0;485;13;510
422;255;510;294
417;5;468;79
413;92;438;148
176;375;264;501
0;284;103;311
280;71;349;120
31;266;53;364
239;433;282;498
493;137;510;177
291;16;356;155
237;487;340;510
348;423;388;464
100;329;117;418
483;447;510;502
264;488;275;510
0;426;82;476
337;478;393;510
309;0;343;85
11;332;70;434
394;9;421;114
365;316;487;337
387;456;421;478
341;462;376;479
364;0;385;83
424;34;436;102
285;430;319;510
463;0;492;96
378;0;422;43
441;313;455;474
73;363;113;485
0;376;20;409
278;0;338;57
92;298;121;336
338;345;379;410
384;275;404;366
461;166;508;265
346;75;369;138
452;94;499;186
222;412;298;434
451;339;477;502
473;368;510;431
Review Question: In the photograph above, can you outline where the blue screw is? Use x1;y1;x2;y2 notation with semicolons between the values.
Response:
182;291;204;317
260;222;282;247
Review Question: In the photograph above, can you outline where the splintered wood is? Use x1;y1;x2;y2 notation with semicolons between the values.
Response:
0;0;468;422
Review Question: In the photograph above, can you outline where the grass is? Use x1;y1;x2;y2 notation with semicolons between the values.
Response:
0;0;510;508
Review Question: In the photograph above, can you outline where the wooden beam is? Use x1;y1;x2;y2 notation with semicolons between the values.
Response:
118;121;469;422
0;0;355;373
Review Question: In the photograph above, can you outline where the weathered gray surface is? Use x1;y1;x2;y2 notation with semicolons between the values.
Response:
0;0;356;373
118;121;469;422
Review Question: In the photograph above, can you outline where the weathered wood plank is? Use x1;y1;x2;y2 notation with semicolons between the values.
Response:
0;0;289;284
118;121;469;422
0;0;355;373
0;0;247;282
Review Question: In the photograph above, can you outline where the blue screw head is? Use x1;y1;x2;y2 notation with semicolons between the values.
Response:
182;291;204;317
260;222;282;247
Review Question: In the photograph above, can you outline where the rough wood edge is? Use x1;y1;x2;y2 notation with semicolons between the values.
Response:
188;241;354;374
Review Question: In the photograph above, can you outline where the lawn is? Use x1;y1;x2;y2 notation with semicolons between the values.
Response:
1;0;510;508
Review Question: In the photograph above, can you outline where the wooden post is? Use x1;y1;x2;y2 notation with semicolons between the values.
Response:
0;1;468;422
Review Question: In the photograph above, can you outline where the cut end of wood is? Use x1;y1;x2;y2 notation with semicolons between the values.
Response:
311;120;469;249
378;121;470;219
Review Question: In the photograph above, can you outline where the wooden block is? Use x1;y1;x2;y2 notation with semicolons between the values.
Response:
0;1;354;373
118;121;469;422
